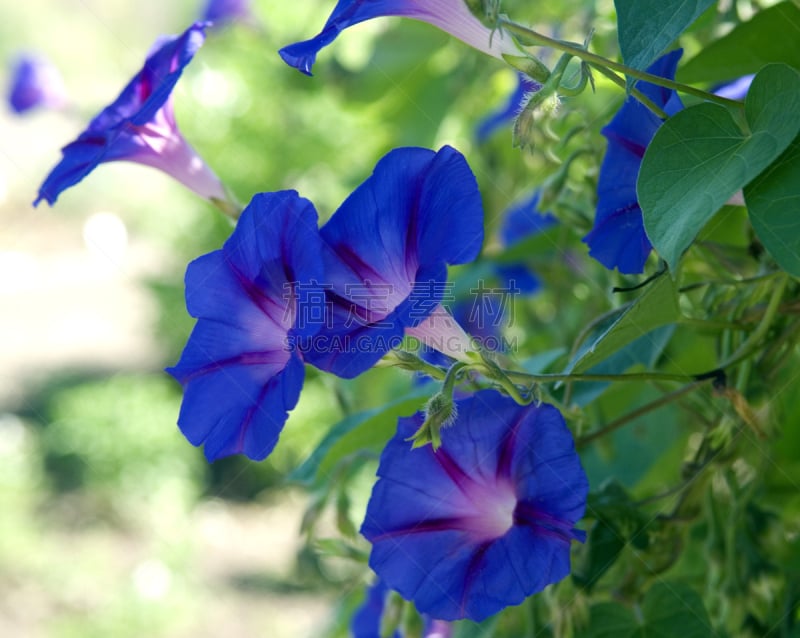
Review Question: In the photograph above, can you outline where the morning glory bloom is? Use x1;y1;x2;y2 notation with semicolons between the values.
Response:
7;53;67;115
361;390;588;621
302;145;484;379
351;579;401;638
35;22;226;207
279;0;519;76
496;189;557;294
713;74;754;101
582;49;684;274
352;578;453;637
167;191;325;461
475;73;541;143
201;0;256;27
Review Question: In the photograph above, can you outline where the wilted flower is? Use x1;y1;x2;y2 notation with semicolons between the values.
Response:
475;72;541;142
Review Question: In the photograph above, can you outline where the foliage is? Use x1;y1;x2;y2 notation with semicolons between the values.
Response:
4;0;800;636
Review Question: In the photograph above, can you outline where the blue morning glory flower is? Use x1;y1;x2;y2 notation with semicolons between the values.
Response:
166;191;325;462
475;73;541;143
35;22;226;207
496;189;557;294
7;53;67;115
279;0;519;76
713;74;754;101
200;0;256;27
351;579;401;638
361;390;588;621
302;145;484;379
582;49;684;274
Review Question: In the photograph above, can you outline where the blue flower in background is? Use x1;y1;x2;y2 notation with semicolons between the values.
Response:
7;53;67;115
167;192;325;462
279;0;518;76
582;49;684;274
351;579;401;638
713;74;754;101
496;189;557;294
302;145;484;379
200;0;255;27
361;390;588;621
475;73;540;143
35;22;226;206
352;578;454;637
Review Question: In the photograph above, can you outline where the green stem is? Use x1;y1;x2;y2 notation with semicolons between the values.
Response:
504;369;693;384
719;274;788;369
499;18;744;111
577;381;707;447
589;63;669;119
679;317;752;332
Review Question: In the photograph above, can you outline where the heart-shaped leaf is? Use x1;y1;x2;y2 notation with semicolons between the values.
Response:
569;274;680;374
678;2;800;84
639;64;800;269
745;133;800;276
615;0;715;76
578;582;712;638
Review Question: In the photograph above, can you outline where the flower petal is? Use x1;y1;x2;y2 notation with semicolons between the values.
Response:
361;390;588;621
303;146;483;378
583;50;684;274
278;0;517;76
167;190;325;461
35;22;212;206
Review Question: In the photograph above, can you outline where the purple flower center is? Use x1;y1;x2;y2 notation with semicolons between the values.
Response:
461;479;517;541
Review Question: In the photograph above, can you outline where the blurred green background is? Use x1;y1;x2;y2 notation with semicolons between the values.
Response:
0;0;747;636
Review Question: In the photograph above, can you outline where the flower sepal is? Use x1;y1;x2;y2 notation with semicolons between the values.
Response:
408;393;454;450
380;590;405;638
502;53;551;84
407;363;466;449
463;0;501;28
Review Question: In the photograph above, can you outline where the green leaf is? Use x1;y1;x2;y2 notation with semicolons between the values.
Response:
614;0;715;75
452;617;500;638
288;387;431;486
679;2;800;84
640;64;800;269
570;275;680;374
745;133;800;276
574;480;653;590
572;521;626;591
570;325;675;407
639;582;713;637
578;582;712;637
580;602;638;638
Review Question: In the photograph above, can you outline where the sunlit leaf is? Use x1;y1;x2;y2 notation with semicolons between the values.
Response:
570;275;680;374
639;64;800;269
578;582;712;637
614;0;714;77
288;387;431;486
745;133;800;276
679;2;800;84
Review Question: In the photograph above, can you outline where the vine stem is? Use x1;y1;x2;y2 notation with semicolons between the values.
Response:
718;274;788;369
498;18;744;111
589;63;669;119
576;380;709;448
502;369;694;384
